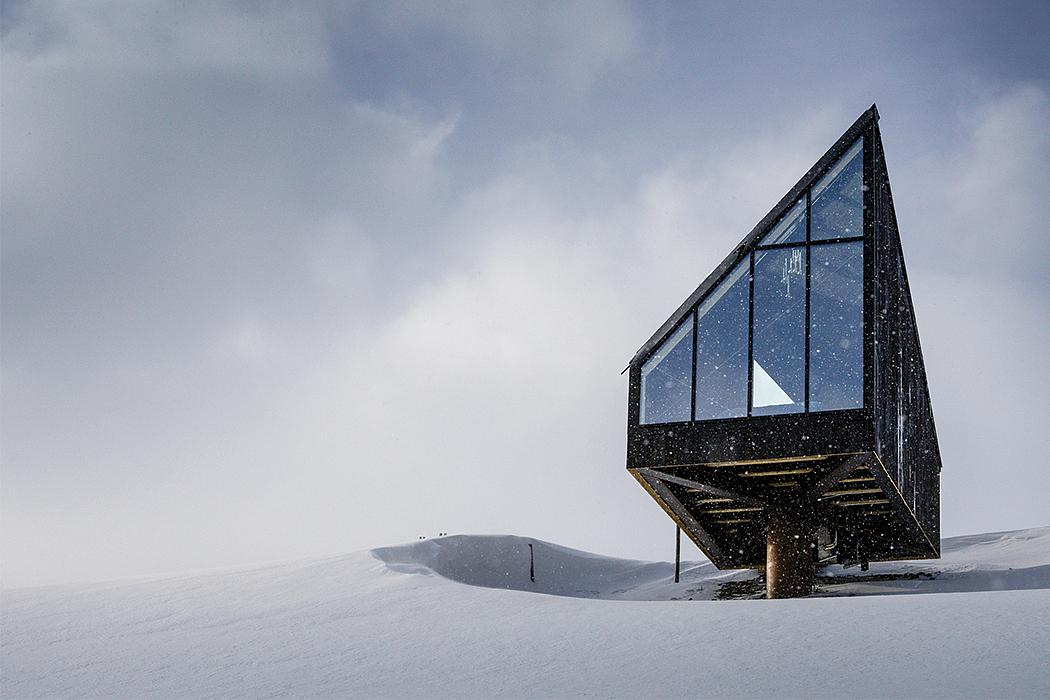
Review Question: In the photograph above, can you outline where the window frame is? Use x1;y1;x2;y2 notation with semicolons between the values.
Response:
635;134;871;426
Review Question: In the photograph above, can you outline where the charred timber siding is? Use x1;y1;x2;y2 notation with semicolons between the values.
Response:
627;410;874;469
870;120;943;551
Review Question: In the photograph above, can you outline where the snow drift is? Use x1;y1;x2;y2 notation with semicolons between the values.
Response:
3;528;1049;698
373;528;1050;600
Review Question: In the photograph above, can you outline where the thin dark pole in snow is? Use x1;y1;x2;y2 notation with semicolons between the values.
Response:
675;526;681;583
528;543;535;582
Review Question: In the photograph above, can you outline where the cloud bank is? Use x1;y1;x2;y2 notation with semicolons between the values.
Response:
3;1;1048;586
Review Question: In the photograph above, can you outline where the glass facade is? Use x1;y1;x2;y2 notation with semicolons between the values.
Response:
810;240;864;411
639;137;866;424
811;139;863;240
752;247;807;415
758;198;807;247
640;316;693;424
694;259;750;420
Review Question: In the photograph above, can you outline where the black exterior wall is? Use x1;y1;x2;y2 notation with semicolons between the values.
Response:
626;106;941;572
870;125;943;552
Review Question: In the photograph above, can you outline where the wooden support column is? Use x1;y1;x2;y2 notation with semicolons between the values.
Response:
766;508;814;599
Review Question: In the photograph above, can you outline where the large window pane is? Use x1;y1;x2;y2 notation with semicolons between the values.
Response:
811;139;863;241
810;241;864;411
694;259;750;420
752;247;806;415
758;198;807;247
640;316;694;424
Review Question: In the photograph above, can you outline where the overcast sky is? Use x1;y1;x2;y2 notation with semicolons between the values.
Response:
3;1;1049;588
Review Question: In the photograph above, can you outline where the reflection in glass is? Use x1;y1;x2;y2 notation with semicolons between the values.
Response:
753;360;793;407
752;247;806;415
694;260;749;420
811;139;863;240
810;241;864;411
640;316;693;424
758;198;807;246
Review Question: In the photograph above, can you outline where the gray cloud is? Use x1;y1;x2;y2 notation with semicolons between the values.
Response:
3;0;1048;586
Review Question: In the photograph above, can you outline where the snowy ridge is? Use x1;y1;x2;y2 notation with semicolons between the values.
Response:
373;534;722;600
3;529;1049;699
373;528;1050;600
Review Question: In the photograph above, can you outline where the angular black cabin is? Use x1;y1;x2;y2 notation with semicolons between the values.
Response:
626;106;941;594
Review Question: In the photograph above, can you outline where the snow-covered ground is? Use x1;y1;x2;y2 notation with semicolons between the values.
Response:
3;528;1048;698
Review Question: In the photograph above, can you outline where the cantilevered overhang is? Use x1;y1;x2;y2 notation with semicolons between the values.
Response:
631;450;938;570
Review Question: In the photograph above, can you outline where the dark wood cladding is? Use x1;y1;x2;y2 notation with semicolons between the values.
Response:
870;118;943;550
627;410;874;469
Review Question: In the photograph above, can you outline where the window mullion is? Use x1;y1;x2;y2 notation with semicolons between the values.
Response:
747;251;755;416
805;188;812;413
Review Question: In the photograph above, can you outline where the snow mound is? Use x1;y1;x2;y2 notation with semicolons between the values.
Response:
4;528;1049;699
373;534;727;600
372;528;1050;599
815;527;1050;597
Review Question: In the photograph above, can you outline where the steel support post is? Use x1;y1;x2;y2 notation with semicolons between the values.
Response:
675;526;681;583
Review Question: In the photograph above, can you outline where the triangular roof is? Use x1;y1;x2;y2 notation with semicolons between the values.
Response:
630;105;879;369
